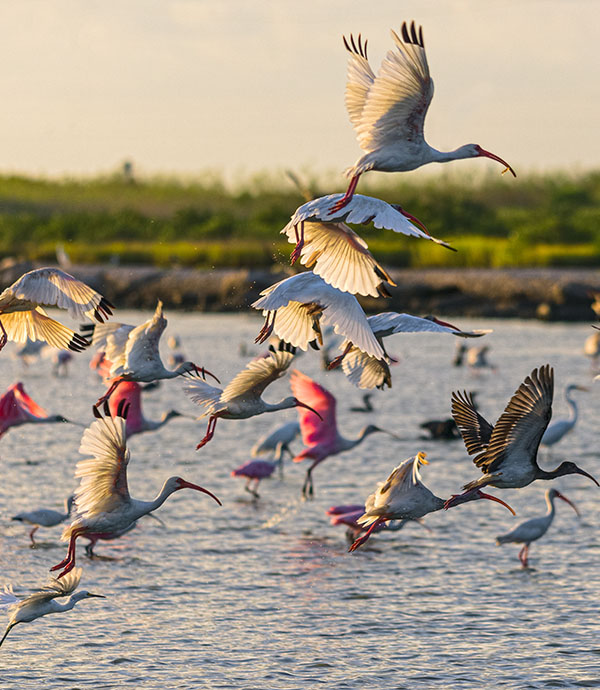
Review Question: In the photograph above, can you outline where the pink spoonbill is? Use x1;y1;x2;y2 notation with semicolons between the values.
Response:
50;400;221;578
496;488;579;568
331;22;515;212
230;458;279;498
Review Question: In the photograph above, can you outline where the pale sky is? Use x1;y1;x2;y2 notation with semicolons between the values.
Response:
0;0;598;181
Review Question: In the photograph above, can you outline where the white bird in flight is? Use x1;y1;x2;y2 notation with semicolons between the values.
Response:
0;567;104;648
184;344;322;450
86;300;218;408
252;272;384;360
282;193;453;297
51;401;222;578
329;312;491;390
0;267;113;352
331;22;515;213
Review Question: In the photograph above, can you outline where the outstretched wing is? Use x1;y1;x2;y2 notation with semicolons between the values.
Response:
222;349;295;402
74;412;131;518
25;568;83;606
357;22;433;152
343;33;376;133
289;369;337;446
474;365;554;474
0;309;88;351
452;390;494;456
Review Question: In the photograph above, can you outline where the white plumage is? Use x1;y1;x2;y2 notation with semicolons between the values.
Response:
251;272;384;360
0;267;113;352
540;383;588;448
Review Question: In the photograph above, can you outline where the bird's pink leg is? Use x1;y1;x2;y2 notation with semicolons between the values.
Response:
0;319;7;351
255;311;277;344
196;415;218;450
94;377;125;409
29;526;39;546
328;175;361;214
290;221;305;265
50;528;84;575
519;544;529;568
348;517;385;552
327;342;353;370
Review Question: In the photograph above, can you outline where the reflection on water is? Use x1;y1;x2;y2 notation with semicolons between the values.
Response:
1;312;599;688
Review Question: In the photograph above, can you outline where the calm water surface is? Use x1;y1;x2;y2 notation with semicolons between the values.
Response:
1;312;599;689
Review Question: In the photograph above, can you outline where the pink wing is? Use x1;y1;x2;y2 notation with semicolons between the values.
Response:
11;383;49;418
289;370;338;447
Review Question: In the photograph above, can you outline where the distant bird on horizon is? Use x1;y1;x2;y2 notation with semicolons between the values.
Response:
330;21;515;213
496;488;579;568
0;568;104;648
445;365;599;512
0;267;113;353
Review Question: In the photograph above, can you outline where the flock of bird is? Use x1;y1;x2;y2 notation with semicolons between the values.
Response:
0;20;595;652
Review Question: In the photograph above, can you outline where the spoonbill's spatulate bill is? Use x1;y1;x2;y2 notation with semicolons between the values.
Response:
331;21;515;212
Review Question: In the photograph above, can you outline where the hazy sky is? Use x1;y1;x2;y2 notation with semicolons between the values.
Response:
0;0;598;180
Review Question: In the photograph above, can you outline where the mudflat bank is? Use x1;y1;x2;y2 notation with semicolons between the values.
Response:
2;262;599;321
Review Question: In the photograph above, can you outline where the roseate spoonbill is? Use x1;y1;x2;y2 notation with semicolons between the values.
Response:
541;384;588;448
251;420;301;476
327;503;429;542
108;380;185;438
445;365;599;511
12;496;75;546
282;194;452;296
50;401;221;578
231;457;279;498
331;22;515;213
350;393;375;413
0;267;113;352
496;488;579;568
289;370;397;497
0;382;80;438
329;312;490;390
87;301;218;408
184;345;322;450
0;568;104;648
252;272;384;360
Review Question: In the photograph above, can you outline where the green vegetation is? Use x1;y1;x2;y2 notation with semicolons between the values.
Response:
0;169;598;269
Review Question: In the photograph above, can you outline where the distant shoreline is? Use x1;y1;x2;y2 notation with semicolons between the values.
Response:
3;261;600;321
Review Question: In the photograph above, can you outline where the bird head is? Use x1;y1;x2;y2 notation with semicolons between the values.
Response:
554;462;599;486
549;489;580;517
469;144;516;177
160;410;183;422
169;476;222;505
566;384;589;394
360;424;402;440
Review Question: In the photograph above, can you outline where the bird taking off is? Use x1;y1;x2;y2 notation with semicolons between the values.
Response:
0;267;113;353
331;22;515;212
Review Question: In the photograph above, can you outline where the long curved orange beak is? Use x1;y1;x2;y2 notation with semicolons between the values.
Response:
294;399;323;421
179;480;222;506
476;490;516;515
476;146;516;177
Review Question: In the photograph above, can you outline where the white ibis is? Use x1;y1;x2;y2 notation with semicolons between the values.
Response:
50;401;221;578
282;194;453;297
329;312;490;390
445;365;599;511
185;345;322;450
12;496;75;546
89;300;218;408
251;420;301;476
289;369;397;497
541;383;588;448
496;488;579;568
349;452;447;551
331;22;515;212
251;272;384;360
0;267;113;352
0;568;104;648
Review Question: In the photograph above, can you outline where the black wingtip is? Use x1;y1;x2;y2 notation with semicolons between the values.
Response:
92;405;103;419
103;399;110;417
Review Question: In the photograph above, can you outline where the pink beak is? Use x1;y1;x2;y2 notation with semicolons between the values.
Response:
475;146;516;177
294;398;323;421
555;490;580;517
178;480;222;506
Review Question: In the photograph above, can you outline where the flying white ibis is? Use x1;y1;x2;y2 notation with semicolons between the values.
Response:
540;383;588;448
331;21;515;212
251;272;384;361
329;312;491;390
289;369;398;497
0;267;113;352
12;496;75;546
87;300;218;408
0;568;104;648
282;194;453;296
496;488;579;568
50;401;221;578
184;345;322;450
445;365;599;511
